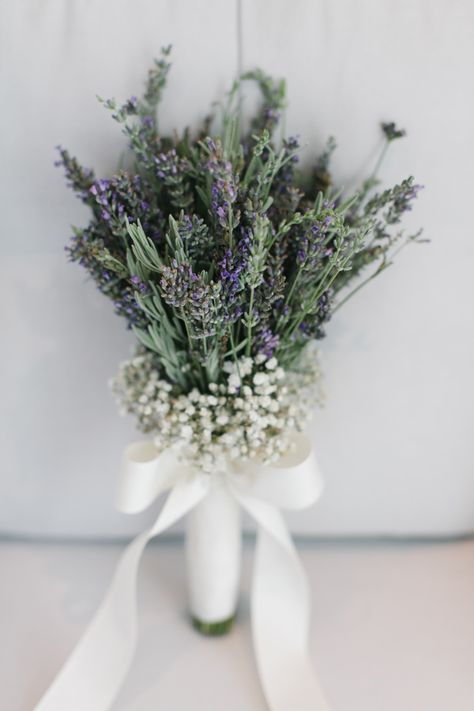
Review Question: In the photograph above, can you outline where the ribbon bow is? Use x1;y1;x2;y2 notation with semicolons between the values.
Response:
35;433;331;711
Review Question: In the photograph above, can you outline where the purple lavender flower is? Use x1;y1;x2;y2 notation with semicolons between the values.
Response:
255;327;280;358
298;291;332;341
89;173;157;231
113;289;146;327
295;213;332;269
131;275;150;294
204;139;238;230
159;262;223;337
55;146;95;203
154;149;193;210
218;248;245;323
381;122;406;141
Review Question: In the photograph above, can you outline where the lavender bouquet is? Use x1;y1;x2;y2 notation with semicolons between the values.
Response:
53;48;423;650
57;48;422;476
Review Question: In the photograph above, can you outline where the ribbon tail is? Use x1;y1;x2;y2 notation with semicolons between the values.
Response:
34;477;209;711
236;493;331;711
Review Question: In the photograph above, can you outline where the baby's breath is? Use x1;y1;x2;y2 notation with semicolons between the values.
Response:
111;346;322;473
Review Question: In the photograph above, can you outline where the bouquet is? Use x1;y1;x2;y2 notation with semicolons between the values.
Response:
45;46;423;711
57;46;422;475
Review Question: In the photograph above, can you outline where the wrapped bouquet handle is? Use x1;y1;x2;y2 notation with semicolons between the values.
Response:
34;433;331;711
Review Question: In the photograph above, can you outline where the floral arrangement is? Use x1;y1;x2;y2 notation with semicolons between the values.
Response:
56;46;423;472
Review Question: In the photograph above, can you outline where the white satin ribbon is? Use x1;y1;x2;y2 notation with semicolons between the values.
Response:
35;433;331;711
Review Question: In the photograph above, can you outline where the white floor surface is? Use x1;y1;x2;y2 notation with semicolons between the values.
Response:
1;537;473;711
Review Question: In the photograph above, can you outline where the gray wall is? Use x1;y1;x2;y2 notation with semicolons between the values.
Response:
1;0;473;538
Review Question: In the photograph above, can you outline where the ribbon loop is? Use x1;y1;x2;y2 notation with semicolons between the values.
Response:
117;441;192;513
231;432;324;510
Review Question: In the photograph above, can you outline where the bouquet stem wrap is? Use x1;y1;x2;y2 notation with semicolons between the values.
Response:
186;478;241;632
34;433;331;711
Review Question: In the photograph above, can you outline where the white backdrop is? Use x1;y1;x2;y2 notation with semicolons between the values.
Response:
1;0;473;539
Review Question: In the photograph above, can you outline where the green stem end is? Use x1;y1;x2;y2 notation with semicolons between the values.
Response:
191;614;236;636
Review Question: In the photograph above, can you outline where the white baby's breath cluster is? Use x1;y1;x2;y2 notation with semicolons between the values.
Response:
111;345;322;474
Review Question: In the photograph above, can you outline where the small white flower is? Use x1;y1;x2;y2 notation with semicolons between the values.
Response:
239;357;253;376
180;425;193;439
228;373;241;390
253;372;268;386
265;357;278;370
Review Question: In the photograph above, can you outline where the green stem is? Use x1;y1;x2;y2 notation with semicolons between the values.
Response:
242;153;259;189
355;139;391;212
180;309;205;389
228;207;234;249
283;242;356;341
223;336;248;358
275;267;302;331
192;614;235;636
180;308;193;349
245;287;255;357
370;141;389;183
333;231;418;313
228;326;242;380
280;246;343;342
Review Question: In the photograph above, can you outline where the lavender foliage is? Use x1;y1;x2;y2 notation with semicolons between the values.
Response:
58;47;424;391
